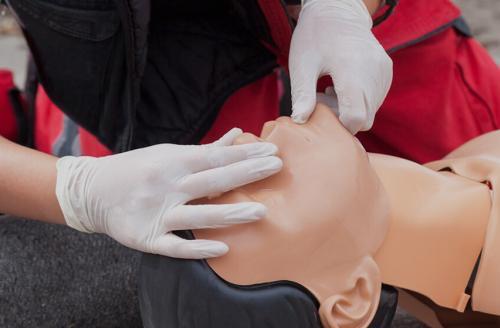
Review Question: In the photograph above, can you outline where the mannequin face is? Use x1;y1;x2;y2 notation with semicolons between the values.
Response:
194;104;390;328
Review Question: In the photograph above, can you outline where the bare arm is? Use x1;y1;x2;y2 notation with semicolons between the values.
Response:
0;135;64;224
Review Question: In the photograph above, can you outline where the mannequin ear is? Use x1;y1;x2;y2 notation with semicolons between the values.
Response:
319;257;381;328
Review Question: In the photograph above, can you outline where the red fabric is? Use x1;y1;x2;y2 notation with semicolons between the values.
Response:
256;0;293;69
373;0;461;52
35;87;111;156
78;127;112;156
0;70;18;141
201;71;281;143
357;28;500;163
34;86;63;154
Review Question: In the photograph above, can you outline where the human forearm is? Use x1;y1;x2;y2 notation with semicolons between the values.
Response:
0;136;64;224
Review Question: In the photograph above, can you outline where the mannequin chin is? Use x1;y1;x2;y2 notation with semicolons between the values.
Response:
195;104;500;327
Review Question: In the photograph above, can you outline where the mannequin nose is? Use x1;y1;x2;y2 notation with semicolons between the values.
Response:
233;132;262;145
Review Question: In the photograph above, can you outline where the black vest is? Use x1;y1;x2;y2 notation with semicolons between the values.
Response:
8;0;283;152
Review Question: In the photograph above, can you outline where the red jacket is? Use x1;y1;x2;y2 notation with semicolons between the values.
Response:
359;0;500;162
0;70;18;142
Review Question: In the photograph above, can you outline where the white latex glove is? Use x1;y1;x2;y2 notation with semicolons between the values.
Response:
289;0;393;134
55;128;282;259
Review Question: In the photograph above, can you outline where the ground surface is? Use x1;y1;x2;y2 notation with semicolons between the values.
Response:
0;1;499;327
0;216;142;327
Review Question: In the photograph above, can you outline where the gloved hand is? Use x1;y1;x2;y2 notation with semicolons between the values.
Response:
55;128;282;259
289;0;393;134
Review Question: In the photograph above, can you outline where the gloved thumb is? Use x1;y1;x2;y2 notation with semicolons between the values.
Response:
337;86;373;134
290;53;321;124
291;89;317;124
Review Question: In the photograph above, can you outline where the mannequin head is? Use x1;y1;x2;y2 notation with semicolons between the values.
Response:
194;104;390;328
140;104;498;327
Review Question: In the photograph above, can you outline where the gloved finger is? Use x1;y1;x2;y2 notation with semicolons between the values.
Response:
187;142;278;173
336;85;372;134
329;39;391;135
153;233;229;259
208;128;243;147
289;51;321;124
164;202;266;231
180;156;283;200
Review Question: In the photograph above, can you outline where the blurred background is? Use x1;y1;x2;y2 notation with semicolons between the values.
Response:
0;1;499;327
1;0;500;88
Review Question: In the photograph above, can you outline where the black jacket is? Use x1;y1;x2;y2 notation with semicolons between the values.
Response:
8;0;283;152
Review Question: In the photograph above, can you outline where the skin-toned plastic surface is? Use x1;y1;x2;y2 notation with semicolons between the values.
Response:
427;130;500;315
371;153;490;312
195;104;499;326
194;104;391;328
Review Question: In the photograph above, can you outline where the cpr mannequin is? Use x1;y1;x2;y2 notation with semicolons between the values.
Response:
139;104;500;328
194;104;500;327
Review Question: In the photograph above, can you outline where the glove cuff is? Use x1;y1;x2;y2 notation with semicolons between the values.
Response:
56;156;96;233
